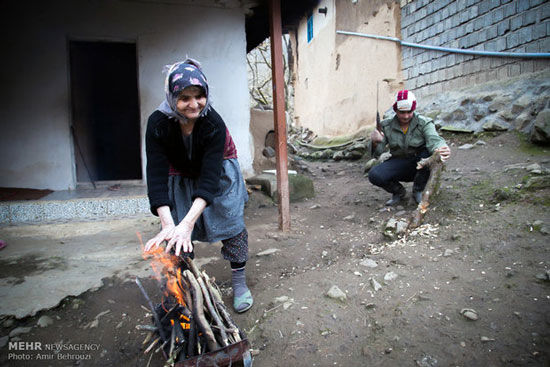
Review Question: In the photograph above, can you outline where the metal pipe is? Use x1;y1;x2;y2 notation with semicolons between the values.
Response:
336;30;550;59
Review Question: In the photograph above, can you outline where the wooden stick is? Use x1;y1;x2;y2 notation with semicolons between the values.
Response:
211;324;239;336
416;151;442;170
160;304;179;323
187;318;197;357
167;325;176;359
202;271;229;339
202;273;222;319
142;332;153;346
135;277;168;342
155;339;169;354
145;349;155;367
196;276;229;347
183;258;229;345
140;305;151;313
165;345;183;367
216;301;242;342
182;270;219;352
144;337;160;354
409;151;444;229
210;325;239;332
136;325;157;332
178;273;193;313
202;271;222;303
183;257;201;279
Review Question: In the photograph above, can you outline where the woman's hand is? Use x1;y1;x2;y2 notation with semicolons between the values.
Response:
436;145;451;162
165;220;194;256
145;224;176;252
163;197;206;256
144;220;194;256
144;206;177;253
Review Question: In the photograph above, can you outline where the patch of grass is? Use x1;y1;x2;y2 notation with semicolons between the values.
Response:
439;131;473;145
514;130;550;156
310;127;371;147
523;175;550;190
520;174;532;184
311;135;356;147
468;179;527;206
519;191;550;206
439;130;501;146
469;179;495;201
473;131;500;139
490;187;520;204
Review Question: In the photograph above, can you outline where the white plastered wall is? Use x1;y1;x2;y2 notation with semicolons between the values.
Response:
0;0;252;190
293;0;402;137
293;0;338;135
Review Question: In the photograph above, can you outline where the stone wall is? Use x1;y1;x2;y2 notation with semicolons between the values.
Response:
400;0;550;98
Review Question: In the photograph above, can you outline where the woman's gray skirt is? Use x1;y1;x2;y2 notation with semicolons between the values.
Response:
168;158;248;243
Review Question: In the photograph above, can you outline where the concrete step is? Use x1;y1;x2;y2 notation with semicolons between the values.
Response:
0;186;150;225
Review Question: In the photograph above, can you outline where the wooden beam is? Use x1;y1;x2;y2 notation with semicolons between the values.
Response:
269;0;291;231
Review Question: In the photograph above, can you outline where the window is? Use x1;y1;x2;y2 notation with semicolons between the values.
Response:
307;13;313;43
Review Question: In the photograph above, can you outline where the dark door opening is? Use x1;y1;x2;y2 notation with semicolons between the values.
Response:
69;40;142;182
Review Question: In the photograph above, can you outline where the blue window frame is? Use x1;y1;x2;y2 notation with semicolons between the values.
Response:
307;14;313;43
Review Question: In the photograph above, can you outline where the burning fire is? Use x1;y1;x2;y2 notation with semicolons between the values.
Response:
134;233;250;363
137;232;187;308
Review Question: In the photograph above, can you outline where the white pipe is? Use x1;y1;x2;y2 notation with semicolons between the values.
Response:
336;30;550;59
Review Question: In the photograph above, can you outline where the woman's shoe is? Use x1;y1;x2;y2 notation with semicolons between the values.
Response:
233;289;253;313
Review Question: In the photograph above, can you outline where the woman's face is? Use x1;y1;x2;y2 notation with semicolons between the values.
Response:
176;86;206;120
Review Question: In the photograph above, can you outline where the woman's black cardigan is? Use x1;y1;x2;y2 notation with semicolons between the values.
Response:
145;108;227;216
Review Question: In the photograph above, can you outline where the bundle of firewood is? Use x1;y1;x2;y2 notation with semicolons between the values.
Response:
135;256;245;366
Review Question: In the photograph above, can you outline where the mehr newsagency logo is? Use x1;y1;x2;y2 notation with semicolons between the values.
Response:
8;341;101;361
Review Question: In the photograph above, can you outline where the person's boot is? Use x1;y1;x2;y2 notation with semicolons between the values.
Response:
412;190;423;204
385;184;406;206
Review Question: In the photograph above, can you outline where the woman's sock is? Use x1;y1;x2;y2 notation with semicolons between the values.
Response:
231;266;249;297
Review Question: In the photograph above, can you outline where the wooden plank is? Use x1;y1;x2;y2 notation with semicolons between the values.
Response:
269;0;291;231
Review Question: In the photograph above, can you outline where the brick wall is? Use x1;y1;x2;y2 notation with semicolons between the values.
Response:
400;0;550;98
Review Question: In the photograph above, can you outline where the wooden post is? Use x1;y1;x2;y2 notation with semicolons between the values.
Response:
269;0;291;231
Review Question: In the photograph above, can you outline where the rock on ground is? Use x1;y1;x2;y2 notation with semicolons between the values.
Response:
326;285;347;302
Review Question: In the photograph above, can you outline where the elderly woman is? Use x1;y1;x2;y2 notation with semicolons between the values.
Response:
144;59;253;313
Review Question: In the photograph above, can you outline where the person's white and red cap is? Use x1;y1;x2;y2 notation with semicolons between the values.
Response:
393;90;417;112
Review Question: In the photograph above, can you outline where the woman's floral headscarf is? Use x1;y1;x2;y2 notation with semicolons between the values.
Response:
157;58;210;122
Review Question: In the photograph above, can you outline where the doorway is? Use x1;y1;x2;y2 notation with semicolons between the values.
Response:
69;40;142;182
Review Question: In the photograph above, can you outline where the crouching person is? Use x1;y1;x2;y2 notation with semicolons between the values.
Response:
369;90;451;206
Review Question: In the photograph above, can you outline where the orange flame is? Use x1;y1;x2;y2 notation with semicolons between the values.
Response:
137;231;187;307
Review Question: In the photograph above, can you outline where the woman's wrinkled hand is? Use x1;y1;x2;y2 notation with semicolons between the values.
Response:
165;220;194;256
144;224;176;252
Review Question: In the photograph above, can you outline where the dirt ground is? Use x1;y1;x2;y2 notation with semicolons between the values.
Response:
1;131;549;367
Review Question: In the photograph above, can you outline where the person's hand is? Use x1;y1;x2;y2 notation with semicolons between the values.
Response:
145;224;176;252
165;220;194;256
436;145;451;162
371;129;384;144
